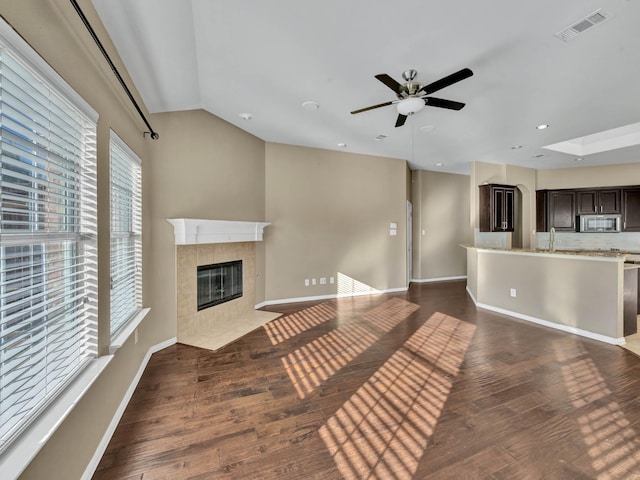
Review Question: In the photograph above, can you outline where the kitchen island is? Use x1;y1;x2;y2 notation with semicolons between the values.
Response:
464;246;639;345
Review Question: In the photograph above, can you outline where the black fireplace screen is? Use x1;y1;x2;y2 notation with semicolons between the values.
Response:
197;260;243;310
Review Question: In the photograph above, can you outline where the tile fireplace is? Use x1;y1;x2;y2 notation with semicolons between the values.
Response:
167;218;279;351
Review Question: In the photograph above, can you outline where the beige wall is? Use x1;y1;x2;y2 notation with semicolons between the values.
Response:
467;249;623;339
148;109;267;327
411;170;471;280
470;161;505;230
537;163;640;190
148;110;266;221
264;143;408;300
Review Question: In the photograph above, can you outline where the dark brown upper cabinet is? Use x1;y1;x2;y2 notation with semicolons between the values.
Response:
479;184;515;232
536;190;548;232
623;188;640;231
576;189;621;215
548;190;576;231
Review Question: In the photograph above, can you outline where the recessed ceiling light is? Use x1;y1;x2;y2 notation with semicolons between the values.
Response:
532;153;545;158
536;124;549;130
420;125;435;133
374;134;387;141
435;162;444;167
575;157;583;162
301;101;320;111
238;112;252;120
337;142;347;148
511;145;523;150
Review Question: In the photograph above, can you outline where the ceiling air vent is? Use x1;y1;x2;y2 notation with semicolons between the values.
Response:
555;9;612;42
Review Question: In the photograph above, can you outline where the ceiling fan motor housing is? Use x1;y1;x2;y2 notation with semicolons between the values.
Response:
398;82;421;98
399;69;421;97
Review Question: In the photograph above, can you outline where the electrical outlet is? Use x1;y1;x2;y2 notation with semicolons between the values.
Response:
320;277;327;285
330;277;335;284
304;279;310;286
312;278;317;286
510;288;517;298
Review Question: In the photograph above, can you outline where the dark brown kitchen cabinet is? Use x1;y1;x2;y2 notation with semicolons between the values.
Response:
623;188;640;231
576;189;621;215
535;189;577;232
479;184;515;232
536;190;548;232
537;185;640;232
548;190;576;231
623;267;638;336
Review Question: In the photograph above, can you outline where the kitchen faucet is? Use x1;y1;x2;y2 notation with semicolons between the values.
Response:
549;227;555;252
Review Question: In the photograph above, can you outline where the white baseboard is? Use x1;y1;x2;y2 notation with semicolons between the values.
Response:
466;286;478;305
475;302;624;346
261;286;408;307
411;275;467;283
81;337;177;480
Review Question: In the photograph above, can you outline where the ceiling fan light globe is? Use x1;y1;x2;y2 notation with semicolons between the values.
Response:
397;97;425;116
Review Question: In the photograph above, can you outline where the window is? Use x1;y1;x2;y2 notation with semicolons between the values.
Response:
109;132;142;338
0;26;98;452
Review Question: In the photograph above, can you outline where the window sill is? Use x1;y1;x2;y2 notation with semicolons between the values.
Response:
0;355;113;480
109;308;151;355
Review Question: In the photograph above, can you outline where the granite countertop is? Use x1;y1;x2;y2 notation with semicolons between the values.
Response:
462;244;640;260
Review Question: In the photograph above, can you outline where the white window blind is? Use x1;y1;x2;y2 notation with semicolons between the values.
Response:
0;32;98;452
110;132;141;338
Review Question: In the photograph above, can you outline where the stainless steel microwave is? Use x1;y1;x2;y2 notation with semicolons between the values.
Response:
579;214;621;232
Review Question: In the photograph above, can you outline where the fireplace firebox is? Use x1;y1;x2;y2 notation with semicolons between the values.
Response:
197;260;243;311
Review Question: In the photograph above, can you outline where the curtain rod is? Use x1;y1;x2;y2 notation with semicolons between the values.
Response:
69;0;159;140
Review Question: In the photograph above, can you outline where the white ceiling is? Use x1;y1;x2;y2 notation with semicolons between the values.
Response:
92;0;640;174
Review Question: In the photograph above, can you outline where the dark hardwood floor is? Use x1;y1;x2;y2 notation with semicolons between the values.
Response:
93;281;640;479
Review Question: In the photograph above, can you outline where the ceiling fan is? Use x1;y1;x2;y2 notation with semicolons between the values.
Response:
351;68;473;127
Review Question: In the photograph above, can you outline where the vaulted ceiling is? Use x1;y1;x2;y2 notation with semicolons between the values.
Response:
92;0;640;173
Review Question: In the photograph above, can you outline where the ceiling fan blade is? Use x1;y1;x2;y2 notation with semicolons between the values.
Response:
424;97;466;110
395;114;407;128
418;68;473;95
375;74;402;93
351;101;394;114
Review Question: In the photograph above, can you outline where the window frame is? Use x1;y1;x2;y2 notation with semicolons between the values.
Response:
109;131;144;352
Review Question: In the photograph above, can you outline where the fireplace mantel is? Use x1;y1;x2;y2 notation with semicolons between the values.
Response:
167;218;270;245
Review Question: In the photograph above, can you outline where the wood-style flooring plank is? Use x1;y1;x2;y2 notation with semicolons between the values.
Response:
93;281;640;479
